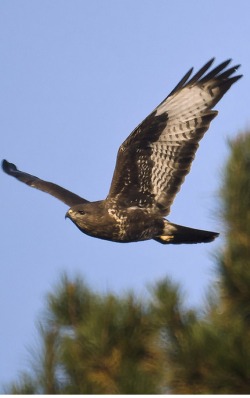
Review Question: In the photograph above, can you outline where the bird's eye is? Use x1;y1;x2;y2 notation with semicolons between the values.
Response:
78;210;85;215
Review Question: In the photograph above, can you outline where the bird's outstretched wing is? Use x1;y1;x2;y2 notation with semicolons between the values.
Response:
2;160;87;207
107;59;242;215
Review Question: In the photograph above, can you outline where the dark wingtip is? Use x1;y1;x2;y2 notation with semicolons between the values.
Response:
208;231;220;242
2;159;18;175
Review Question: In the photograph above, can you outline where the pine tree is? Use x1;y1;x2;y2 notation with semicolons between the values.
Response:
7;275;163;394
219;132;250;317
150;132;250;393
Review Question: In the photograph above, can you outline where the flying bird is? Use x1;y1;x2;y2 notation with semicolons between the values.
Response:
2;59;242;244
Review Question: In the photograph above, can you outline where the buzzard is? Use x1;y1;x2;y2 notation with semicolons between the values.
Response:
2;59;242;244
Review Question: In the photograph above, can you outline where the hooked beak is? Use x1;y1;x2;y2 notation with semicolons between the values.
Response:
65;209;71;220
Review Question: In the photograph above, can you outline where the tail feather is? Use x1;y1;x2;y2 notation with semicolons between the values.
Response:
154;221;219;245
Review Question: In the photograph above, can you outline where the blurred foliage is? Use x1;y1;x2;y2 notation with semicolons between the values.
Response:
5;132;250;394
219;132;250;317
7;276;163;394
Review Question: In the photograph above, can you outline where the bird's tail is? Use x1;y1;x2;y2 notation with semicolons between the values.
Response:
154;220;219;245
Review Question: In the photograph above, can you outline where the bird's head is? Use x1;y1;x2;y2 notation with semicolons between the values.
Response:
65;201;105;235
66;203;90;227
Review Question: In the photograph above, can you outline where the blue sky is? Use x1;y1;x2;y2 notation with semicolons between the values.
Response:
1;0;250;388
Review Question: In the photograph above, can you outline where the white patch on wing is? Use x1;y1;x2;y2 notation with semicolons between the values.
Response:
149;82;222;204
156;85;220;122
127;206;140;211
149;114;216;209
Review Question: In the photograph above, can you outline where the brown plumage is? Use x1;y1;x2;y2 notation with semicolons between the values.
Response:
2;59;242;244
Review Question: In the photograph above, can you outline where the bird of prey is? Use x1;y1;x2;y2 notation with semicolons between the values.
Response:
2;59;242;244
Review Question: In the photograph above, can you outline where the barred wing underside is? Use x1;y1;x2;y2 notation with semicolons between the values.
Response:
107;59;241;215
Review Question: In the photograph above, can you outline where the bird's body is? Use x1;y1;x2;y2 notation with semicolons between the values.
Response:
66;201;163;243
2;59;242;244
66;201;218;244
